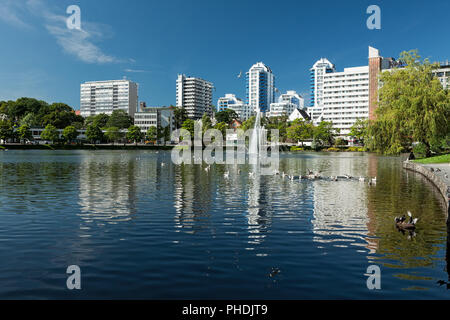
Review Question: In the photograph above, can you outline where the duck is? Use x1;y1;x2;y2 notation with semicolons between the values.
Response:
330;176;338;181
223;171;229;179
395;211;418;230
359;176;366;182
281;171;286;178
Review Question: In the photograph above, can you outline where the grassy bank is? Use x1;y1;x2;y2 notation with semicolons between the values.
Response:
413;154;450;164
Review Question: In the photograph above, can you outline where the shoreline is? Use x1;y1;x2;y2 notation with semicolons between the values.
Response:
403;161;450;217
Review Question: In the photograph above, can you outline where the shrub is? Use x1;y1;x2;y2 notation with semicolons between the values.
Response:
413;142;427;158
290;146;304;151
335;138;347;146
327;147;340;152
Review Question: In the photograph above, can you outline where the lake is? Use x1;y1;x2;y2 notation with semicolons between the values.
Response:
0;150;448;299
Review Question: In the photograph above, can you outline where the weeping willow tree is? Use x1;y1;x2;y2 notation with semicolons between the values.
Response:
367;50;450;155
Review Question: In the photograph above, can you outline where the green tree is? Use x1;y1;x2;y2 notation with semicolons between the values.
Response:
106;110;133;129
367;50;450;155
105;126;122;144
0;98;48;122
349;119;368;145
146;126;158;141
201;113;212;134
214;122;228;137
62;125;79;143
287;119;313;145
17;124;32;144
313;121;335;146
85;113;110;129
241;116;256;132
20;112;37;127
174;106;188;129
40;124;59;144
126;125;143;145
0;120;14;143
215;109;238;124
39;103;81;129
181;119;195;138
86;124;103;144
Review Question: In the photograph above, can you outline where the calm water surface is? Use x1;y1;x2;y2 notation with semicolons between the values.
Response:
0;150;448;299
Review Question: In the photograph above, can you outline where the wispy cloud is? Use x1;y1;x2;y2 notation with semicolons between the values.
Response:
124;69;148;73
0;0;32;28
2;0;125;64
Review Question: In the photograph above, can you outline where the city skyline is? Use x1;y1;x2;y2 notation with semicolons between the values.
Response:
0;0;449;110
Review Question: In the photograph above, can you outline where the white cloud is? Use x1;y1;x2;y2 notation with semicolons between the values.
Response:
0;0;32;28
124;69;147;73
1;0;125;64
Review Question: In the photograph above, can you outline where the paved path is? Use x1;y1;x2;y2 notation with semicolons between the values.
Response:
422;163;450;185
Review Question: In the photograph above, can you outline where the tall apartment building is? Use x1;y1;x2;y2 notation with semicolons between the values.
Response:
246;62;275;113
80;79;138;118
310;58;335;107
321;66;370;135
176;74;213;120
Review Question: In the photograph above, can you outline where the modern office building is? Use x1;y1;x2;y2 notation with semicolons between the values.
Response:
246;62;275;113
310;58;335;107
134;106;175;134
80;79;138;118
217;94;253;121
176;74;213;120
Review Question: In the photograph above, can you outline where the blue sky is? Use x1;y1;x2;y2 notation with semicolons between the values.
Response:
0;0;449;110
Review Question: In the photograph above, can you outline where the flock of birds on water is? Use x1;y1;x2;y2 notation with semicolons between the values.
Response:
213;166;421;234
215;167;378;186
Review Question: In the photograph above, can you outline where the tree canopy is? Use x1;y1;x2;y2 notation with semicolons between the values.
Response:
367;50;450;155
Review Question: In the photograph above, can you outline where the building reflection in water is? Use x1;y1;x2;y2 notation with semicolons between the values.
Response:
173;163;213;234
78;153;139;225
247;170;271;247
311;154;377;253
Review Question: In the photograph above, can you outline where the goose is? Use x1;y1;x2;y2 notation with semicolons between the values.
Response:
359;176;366;182
395;211;418;230
371;177;377;183
330;176;338;181
224;171;229;179
281;172;286;178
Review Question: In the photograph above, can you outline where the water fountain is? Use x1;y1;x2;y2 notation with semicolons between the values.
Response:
249;109;264;164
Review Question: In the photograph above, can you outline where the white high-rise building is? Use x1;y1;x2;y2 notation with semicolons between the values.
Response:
310;58;335;108
246;62;275;113
80;79;138;118
319;66;370;135
176;74;213;120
